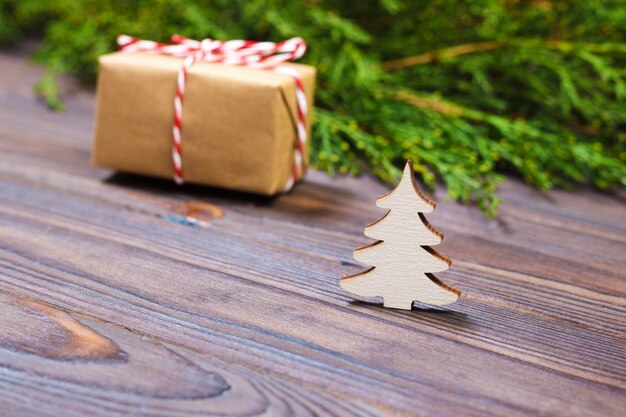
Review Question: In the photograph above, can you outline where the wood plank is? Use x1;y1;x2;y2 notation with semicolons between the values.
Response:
0;292;382;417
2;148;625;337
1;179;625;417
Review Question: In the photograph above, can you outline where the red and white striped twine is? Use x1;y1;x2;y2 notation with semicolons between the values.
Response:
117;34;308;191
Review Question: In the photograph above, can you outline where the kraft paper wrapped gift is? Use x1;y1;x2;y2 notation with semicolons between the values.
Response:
92;52;316;195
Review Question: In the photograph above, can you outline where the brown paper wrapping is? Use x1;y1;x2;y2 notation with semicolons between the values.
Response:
92;52;316;195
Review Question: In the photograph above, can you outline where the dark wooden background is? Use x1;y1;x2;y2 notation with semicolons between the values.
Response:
1;48;625;417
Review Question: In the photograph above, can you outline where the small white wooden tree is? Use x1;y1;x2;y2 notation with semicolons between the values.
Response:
340;161;460;309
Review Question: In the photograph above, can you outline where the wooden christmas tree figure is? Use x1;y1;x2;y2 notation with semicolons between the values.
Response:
340;161;461;309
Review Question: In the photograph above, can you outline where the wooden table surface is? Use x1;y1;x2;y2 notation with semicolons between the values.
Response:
0;50;625;417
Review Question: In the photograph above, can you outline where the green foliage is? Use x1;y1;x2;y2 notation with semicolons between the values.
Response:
35;70;64;110
1;0;625;216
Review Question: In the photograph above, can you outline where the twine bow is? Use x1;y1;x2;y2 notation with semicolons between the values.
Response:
117;34;308;191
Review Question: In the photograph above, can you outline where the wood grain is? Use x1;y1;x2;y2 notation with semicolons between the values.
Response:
0;293;381;417
0;50;625;416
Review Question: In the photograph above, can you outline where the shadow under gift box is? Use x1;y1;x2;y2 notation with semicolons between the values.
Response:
92;52;316;195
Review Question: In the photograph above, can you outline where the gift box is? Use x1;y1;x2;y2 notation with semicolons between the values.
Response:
92;39;316;195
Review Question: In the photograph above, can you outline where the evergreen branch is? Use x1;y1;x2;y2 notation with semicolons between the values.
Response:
393;90;461;116
383;39;626;71
383;41;508;71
